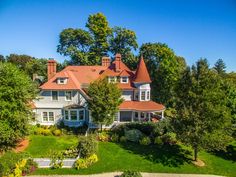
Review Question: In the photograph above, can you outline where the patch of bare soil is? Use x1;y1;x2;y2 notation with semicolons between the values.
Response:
192;159;205;167
13;138;29;153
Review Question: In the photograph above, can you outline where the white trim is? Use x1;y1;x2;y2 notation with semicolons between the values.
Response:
41;111;55;122
63;109;85;121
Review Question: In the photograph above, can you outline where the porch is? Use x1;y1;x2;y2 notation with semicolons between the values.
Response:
117;110;164;123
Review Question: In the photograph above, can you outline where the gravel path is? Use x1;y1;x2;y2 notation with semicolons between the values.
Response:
31;172;224;177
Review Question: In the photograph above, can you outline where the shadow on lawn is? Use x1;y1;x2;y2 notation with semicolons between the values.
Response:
211;144;236;162
118;142;192;167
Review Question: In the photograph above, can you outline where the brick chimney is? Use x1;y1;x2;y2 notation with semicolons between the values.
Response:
101;56;110;67
47;59;57;80
115;53;121;72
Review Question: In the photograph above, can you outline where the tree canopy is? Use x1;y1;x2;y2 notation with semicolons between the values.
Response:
0;62;37;150
57;13;138;68
173;59;232;161
88;78;123;130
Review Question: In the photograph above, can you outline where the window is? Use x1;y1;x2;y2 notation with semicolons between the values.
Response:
141;91;146;101
64;110;69;120
43;112;48;121
65;91;72;101
49;112;54;121
52;91;58;101
135;112;139;118
121;77;128;83
57;78;67;84
70;110;77;120
109;76;116;83
147;91;150;100
135;91;139;100
141;112;145;118
79;110;84;120
42;112;54;122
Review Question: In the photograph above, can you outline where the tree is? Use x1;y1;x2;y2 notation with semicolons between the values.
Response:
86;13;112;59
140;43;186;107
0;62;37;150
6;54;33;70
0;55;5;62
214;58;226;75
174;59;232;161
109;26;138;69
57;28;93;65
88;78;123;130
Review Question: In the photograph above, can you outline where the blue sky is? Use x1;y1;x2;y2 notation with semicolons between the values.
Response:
0;0;236;71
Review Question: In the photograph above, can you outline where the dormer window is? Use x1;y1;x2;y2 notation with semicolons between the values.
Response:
109;76;117;83
57;78;67;84
121;77;128;83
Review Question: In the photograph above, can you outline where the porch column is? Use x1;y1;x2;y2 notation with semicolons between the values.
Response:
118;111;120;122
131;111;134;122
148;112;151;122
138;112;141;122
161;111;164;119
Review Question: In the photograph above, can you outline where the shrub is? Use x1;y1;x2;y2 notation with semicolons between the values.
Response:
0;120;16;151
52;129;62;136
63;145;79;158
22;158;37;175
111;133;119;142
86;154;98;165
74;154;98;170
154;136;163;145
97;131;110;142
139;136;151;145
161;132;177;145
77;135;98;158
120;136;127;143
120;170;142;177
34;127;44;135
125;129;143;142
49;151;64;169
42;129;51;136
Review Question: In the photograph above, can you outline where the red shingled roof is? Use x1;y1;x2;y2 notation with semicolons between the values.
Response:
134;56;151;83
119;101;165;111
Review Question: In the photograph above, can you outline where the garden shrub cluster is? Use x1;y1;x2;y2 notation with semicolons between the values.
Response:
0;152;37;176
49;151;64;169
110;119;177;146
74;153;98;170
77;135;98;158
32;125;62;136
120;170;142;177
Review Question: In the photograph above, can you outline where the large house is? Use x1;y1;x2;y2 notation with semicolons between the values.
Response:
33;54;165;127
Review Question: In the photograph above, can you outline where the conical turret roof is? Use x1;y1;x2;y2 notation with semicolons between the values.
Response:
134;56;151;83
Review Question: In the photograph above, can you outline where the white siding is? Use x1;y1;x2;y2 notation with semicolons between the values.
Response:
34;108;62;125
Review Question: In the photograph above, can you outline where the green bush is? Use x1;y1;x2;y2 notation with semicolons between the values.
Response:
125;129;144;142
34;127;44;135
0;152;29;176
161;132;177;145
111;133;119;142
52;129;62;136
120;136;127;143
0;120;16;151
42;129;51;136
120;170;142;177
97;131;110;142
139;136;151;145
77;135;98;158
63;145;79;158
22;158;38;175
74;154;98;170
154;136;163;145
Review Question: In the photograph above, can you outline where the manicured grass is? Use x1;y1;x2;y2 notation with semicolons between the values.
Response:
25;135;78;157
31;141;236;176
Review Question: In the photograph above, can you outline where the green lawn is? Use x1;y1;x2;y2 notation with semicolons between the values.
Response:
31;140;236;177
25;135;78;157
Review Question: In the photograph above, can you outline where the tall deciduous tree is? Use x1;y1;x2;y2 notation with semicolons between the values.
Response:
140;43;186;107
0;63;37;150
174;59;232;161
109;26;138;69
214;58;226;75
88;78;123;130
86;13;112;60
